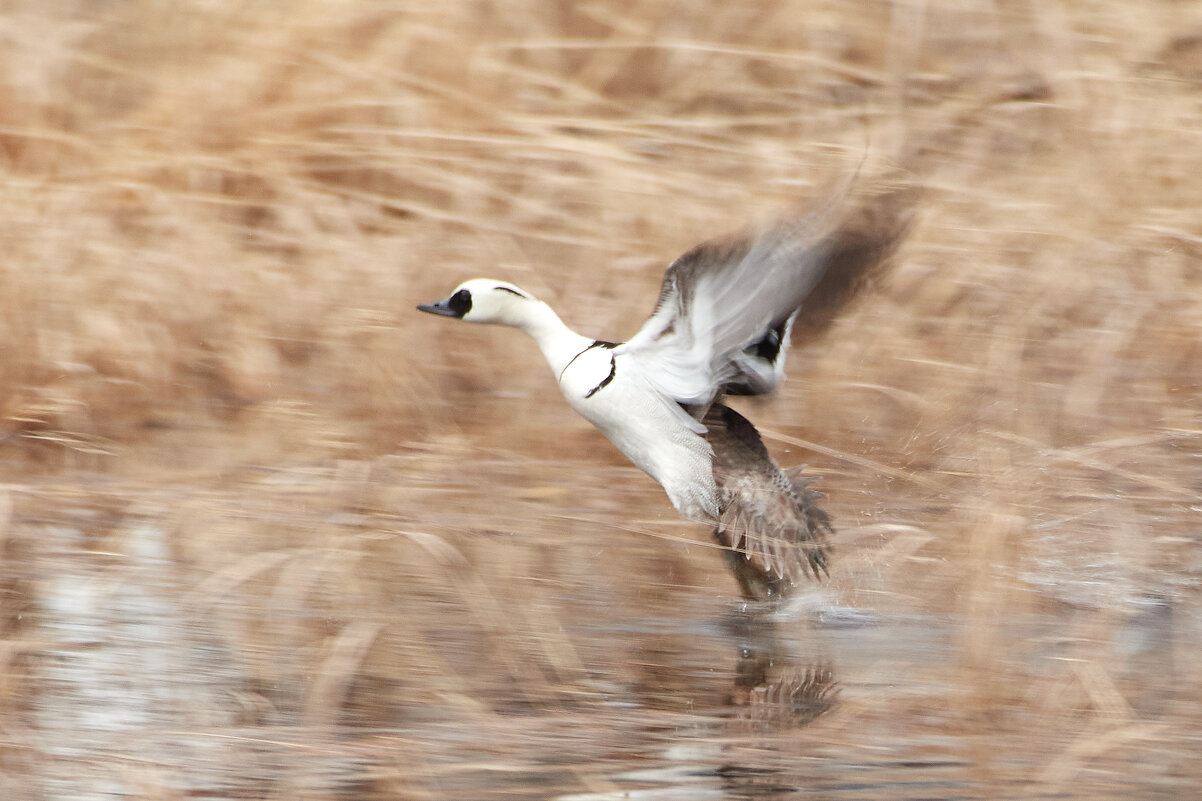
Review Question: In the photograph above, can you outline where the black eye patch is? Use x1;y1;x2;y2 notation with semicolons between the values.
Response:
448;288;472;317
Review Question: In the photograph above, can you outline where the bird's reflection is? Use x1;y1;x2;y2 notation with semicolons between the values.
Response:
723;606;838;732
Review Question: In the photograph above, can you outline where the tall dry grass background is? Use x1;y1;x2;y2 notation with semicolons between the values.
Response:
0;1;1199;799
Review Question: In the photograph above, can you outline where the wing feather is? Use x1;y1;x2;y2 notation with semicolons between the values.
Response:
616;179;915;406
705;404;832;601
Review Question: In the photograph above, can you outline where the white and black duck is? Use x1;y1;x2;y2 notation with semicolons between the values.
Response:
418;183;913;601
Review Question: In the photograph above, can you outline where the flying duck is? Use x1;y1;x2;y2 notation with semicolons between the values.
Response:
418;182;912;601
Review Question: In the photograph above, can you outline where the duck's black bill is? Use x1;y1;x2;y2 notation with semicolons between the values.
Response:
417;288;472;319
416;299;459;317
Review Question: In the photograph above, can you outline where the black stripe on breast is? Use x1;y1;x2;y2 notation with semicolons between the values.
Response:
585;355;617;398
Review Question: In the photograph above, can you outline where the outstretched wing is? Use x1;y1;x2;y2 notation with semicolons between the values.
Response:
615;212;837;406
615;180;914;407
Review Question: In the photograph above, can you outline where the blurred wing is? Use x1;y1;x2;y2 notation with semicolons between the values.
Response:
615;209;840;405
717;468;831;588
615;177;915;406
704;405;832;600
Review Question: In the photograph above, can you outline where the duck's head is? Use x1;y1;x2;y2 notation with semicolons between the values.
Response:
417;279;539;326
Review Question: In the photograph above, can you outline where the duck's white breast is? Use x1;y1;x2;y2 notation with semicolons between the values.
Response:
558;346;618;404
558;348;718;521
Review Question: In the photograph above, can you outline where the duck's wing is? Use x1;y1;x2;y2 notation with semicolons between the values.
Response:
614;214;836;406
716;471;831;599
615;181;914;406
704;405;831;600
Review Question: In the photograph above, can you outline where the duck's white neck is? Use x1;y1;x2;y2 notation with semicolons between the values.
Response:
513;300;595;376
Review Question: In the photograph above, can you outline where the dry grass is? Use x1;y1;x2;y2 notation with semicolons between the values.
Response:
0;0;1200;798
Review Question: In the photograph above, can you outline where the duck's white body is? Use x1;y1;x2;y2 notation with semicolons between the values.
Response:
418;185;910;599
557;337;719;521
468;290;719;520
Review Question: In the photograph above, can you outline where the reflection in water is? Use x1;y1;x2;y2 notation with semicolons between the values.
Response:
561;607;840;801
719;611;840;800
724;608;838;732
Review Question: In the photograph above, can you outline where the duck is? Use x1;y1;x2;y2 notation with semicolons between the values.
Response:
417;181;913;601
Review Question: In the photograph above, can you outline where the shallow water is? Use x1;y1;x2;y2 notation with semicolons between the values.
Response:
9;487;1198;801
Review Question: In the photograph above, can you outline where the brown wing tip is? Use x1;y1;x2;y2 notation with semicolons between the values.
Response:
790;174;920;343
